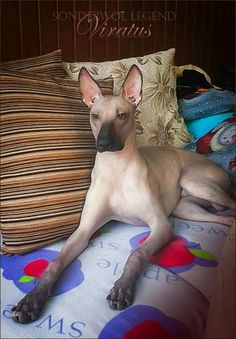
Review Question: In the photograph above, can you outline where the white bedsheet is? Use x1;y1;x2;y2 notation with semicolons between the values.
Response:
1;218;230;338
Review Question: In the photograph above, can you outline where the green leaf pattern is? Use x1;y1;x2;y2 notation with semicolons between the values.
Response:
189;248;217;260
18;275;35;283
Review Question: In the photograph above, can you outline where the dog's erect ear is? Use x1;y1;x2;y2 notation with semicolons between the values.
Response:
122;65;143;106
79;67;102;107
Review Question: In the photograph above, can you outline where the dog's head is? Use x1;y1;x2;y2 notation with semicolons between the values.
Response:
79;65;143;153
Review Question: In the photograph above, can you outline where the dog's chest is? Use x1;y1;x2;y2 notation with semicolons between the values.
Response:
109;178;151;224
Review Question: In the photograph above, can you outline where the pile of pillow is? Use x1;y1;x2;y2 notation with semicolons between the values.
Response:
2;48;234;254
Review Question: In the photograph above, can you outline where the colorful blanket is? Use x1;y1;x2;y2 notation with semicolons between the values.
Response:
1;217;230;338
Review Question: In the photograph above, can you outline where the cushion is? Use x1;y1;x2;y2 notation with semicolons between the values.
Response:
185;114;236;178
178;88;236;120
63;49;191;147
185;112;234;139
0;69;113;254
1;49;66;77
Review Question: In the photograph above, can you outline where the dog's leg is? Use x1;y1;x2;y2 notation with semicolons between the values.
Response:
173;196;234;226
11;188;109;323
107;211;173;310
11;229;90;324
181;168;236;210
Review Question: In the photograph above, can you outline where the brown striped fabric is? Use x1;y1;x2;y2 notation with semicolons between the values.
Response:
1;50;66;77
0;69;113;254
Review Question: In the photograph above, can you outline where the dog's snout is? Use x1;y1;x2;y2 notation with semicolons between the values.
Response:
96;123;124;153
97;124;113;152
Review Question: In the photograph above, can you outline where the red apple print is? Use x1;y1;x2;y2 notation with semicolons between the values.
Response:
139;237;195;267
124;320;175;339
24;259;49;279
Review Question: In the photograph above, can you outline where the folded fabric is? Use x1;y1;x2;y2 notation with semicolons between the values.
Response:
179;88;235;120
185;114;236;177
185;112;234;139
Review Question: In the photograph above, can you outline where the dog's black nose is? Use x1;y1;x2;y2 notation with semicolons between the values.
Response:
97;139;112;152
96;123;124;153
97;124;113;152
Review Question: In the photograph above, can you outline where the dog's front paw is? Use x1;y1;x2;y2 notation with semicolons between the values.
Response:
11;288;50;323
106;278;135;310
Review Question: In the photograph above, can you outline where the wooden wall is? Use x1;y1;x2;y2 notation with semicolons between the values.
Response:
1;0;235;79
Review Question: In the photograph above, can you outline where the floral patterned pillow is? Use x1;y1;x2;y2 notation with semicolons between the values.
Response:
63;49;191;147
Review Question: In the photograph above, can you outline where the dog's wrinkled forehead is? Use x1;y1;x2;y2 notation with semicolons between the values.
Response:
90;95;135;116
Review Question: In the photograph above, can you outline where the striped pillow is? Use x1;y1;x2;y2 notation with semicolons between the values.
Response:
0;69;113;254
1;49;66;77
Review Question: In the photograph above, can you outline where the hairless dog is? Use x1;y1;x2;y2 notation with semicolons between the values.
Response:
12;65;235;323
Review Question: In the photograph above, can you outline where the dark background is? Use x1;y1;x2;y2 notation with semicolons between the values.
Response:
1;0;235;82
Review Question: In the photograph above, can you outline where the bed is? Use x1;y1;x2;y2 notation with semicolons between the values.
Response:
1;49;235;339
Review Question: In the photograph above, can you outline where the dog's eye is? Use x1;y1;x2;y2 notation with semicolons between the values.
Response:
117;113;127;120
92;113;98;120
